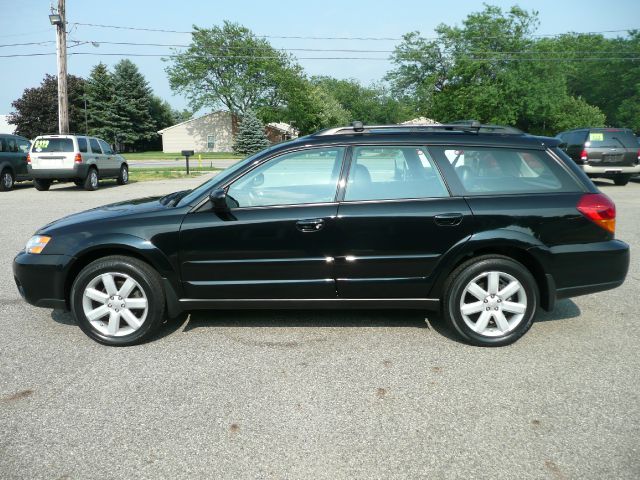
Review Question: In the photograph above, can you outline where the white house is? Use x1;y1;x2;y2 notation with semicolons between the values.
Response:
0;115;16;135
158;111;299;153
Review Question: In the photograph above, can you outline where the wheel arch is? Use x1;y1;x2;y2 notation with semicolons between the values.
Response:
428;231;555;311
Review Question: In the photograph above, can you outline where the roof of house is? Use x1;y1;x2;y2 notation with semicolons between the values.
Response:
400;117;440;126
157;110;232;134
266;122;299;136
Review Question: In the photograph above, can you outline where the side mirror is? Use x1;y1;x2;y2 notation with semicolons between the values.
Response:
209;188;230;213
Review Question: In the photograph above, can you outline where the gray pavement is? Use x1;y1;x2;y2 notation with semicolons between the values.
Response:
0;177;638;479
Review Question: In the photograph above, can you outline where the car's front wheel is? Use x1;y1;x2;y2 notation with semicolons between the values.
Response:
443;255;538;347
70;256;165;346
0;169;14;191
117;164;129;185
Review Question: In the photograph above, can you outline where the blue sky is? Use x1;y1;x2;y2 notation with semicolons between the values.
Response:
1;0;638;115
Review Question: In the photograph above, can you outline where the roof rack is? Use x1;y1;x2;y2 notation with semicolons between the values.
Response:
314;121;523;136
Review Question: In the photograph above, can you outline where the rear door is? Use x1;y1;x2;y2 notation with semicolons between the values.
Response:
30;136;75;171
334;145;474;299
15;138;30;177
88;138;104;172
98;139;118;174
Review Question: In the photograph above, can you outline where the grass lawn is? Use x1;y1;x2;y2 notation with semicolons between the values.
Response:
123;151;242;161
128;167;221;182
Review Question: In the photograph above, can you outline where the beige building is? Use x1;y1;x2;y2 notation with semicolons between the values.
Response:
158;111;299;153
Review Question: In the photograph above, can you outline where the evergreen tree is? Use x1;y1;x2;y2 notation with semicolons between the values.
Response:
85;63;121;141
111;59;156;150
233;110;270;156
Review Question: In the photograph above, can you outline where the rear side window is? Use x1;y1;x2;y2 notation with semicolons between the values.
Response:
89;138;102;154
434;147;581;195
32;137;74;153
77;137;88;153
587;130;637;148
344;146;449;201
17;139;30;153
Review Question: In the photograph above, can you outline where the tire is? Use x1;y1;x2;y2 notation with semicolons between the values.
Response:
0;169;14;191
614;174;631;186
83;168;99;191
117;164;129;185
443;255;539;347
33;178;51;191
70;255;165;346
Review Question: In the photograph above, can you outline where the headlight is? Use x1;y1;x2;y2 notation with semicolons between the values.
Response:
25;235;51;254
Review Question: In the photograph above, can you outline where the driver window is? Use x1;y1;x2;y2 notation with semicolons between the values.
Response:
227;147;344;208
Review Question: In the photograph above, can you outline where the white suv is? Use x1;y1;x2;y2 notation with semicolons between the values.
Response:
28;135;128;191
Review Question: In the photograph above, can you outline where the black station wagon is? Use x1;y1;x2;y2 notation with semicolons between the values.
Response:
13;123;630;347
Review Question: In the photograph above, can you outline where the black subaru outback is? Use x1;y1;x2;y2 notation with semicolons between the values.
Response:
13;123;629;347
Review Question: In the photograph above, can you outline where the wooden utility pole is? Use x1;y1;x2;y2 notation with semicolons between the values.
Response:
55;0;69;134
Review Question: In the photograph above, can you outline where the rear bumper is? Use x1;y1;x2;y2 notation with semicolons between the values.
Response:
582;164;640;175
28;164;90;180
13;251;73;310
543;239;629;301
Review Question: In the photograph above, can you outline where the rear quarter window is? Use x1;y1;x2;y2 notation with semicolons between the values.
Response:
434;146;582;195
32;138;74;153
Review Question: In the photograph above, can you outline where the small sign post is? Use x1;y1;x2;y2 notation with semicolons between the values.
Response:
181;150;194;175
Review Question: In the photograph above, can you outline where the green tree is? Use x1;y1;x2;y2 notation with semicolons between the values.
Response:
85;63;121;141
111;59;156;150
233;110;271;156
386;5;606;135
9;74;86;139
166;21;301;116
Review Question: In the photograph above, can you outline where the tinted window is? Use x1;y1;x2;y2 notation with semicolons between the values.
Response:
89;138;102;154
227;147;344;207
77;137;88;153
586;130;637;148
98;139;113;154
32;137;74;153
17;139;30;153
437;147;580;195
344;146;448;201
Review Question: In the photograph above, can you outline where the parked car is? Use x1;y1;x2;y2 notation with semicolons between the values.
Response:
14;123;629;347
0;133;31;191
556;127;640;185
28;134;129;191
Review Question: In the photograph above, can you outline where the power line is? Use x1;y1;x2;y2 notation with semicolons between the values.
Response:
1;51;638;62
0;41;55;48
70;22;636;41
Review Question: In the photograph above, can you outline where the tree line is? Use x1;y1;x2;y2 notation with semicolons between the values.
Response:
9;4;640;149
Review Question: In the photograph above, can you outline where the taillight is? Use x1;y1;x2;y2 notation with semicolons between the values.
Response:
580;149;588;162
577;193;616;234
74;153;83;164
637;148;640;164
26;153;31;164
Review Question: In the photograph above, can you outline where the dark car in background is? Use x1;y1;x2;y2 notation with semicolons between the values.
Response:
556;128;640;185
13;123;629;347
0;133;31;191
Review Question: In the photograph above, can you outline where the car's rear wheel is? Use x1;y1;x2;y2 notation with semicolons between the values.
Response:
614;174;631;186
117;164;129;185
84;168;99;191
33;178;51;191
443;255;538;347
0;169;14;191
70;255;165;346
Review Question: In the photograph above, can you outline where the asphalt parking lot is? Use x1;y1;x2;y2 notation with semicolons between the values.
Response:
1;177;638;479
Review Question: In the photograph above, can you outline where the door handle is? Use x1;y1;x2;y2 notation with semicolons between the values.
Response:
296;218;325;232
434;213;463;226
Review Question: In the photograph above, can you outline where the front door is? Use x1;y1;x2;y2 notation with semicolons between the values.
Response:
334;145;474;299
179;147;346;300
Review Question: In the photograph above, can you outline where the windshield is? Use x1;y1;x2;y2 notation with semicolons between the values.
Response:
32;137;74;153
176;146;280;207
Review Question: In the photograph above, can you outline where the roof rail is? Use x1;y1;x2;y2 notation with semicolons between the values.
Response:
313;121;523;136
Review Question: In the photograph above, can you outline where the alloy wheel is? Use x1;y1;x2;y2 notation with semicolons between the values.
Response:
459;270;527;337
82;272;148;337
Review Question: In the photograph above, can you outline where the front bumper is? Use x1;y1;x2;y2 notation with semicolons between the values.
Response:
13;251;74;310
28;164;90;180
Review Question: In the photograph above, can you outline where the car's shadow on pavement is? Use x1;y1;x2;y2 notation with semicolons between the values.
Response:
50;299;581;344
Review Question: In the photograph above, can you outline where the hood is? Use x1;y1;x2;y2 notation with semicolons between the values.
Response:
38;195;166;234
